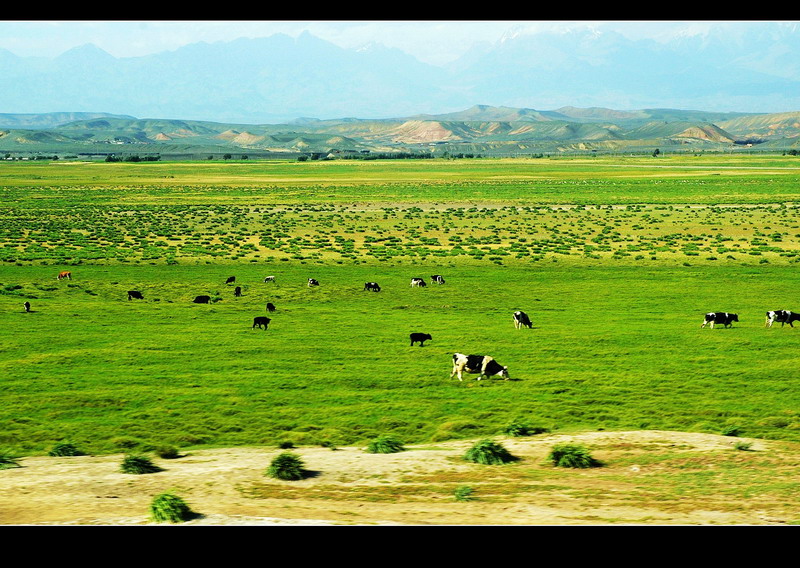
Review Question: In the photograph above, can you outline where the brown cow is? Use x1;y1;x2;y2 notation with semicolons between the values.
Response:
57;271;72;280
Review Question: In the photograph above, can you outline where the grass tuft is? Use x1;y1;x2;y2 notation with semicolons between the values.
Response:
150;492;195;523
120;454;163;474
266;452;307;481
464;439;517;465
547;443;601;468
366;435;406;454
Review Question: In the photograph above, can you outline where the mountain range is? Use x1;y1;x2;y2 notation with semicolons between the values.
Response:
1;23;800;124
1;105;798;157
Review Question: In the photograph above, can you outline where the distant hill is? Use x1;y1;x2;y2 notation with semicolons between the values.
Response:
0;106;798;157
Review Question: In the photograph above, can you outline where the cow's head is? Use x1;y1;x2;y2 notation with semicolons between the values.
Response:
498;366;509;379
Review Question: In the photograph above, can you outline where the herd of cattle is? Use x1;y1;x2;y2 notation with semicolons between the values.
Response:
32;270;800;383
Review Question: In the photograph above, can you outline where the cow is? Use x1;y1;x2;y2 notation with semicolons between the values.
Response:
234;286;242;297
431;274;445;285
57;271;72;280
193;295;211;304
765;310;800;328
701;312;739;329
451;353;509;381
364;282;381;292
225;276;236;285
23;301;31;313
266;302;276;313
410;333;432;347
127;290;144;301
513;310;532;329
410;278;427;287
252;316;271;330
308;278;320;287
264;276;276;283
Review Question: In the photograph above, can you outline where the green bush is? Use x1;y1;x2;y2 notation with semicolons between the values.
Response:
266;452;307;481
734;440;754;451
463;439;517;465
366;435;406;454
504;421;549;437
0;450;21;470
48;441;85;457
722;425;743;437
155;445;180;459
454;485;476;502
150;492;195;523
547;443;601;468
120;454;163;474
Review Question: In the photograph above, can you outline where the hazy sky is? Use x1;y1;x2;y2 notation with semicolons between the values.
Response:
0;20;776;66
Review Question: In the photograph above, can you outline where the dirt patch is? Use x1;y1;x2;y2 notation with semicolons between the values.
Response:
0;430;792;526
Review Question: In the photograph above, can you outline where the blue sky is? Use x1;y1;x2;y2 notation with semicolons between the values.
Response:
0;20;780;66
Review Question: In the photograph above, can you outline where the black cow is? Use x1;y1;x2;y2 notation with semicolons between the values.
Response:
766;310;800;328
451;353;509;381
410;278;426;287
234;286;242;297
252;316;271;330
266;302;276;313
193;295;211;304
410;333;432;347
364;282;381;292
308;278;320;287
127;290;144;301
431;274;445;285
226;276;236;284
23;301;31;313
513;310;532;329
701;312;739;329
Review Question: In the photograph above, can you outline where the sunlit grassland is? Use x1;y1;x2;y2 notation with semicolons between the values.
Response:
3;155;800;456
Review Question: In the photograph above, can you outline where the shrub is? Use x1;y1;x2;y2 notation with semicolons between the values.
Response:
454;486;476;502
504;421;549;437
150;492;195;523
547;443;601;468
48;441;85;457
278;441;295;449
366;435;406;454
734;440;754;451
120;454;163;474
266;452;307;481
0;450;21;470
464;439;517;465
722;425;742;437
155;445;180;459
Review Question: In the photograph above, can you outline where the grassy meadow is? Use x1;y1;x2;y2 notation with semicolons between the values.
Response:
3;154;800;456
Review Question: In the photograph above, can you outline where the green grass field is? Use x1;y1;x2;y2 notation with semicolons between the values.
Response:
3;155;800;456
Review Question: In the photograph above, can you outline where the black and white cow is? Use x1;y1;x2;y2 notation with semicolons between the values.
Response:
766;310;800;328
193;295;211;304
431;275;445;285
252;316;271;330
364;282;381;292
451;353;509;381
23;301;31;313
410;333;432;347
308;278;320;287
234;286;242;297
266;302;276;313
264;275;276;283
127;290;144;301
513;310;532;329
225;276;236;285
410;278;427;287
701;312;739;328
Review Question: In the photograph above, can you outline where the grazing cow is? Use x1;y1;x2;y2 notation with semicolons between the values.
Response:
57;271;72;280
364;282;381;292
252;316;271;330
234;286;242;297
264;276;276;283
765;310;800;328
266;302;276;313
410;278;427;287
308;278;320;287
225;276;236;285
513;310;532;329
127;290;144;301
410;333;432;347
431;274;445;285
23;301;31;313
193;295;211;304
451;353;509;381
701;312;739;329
